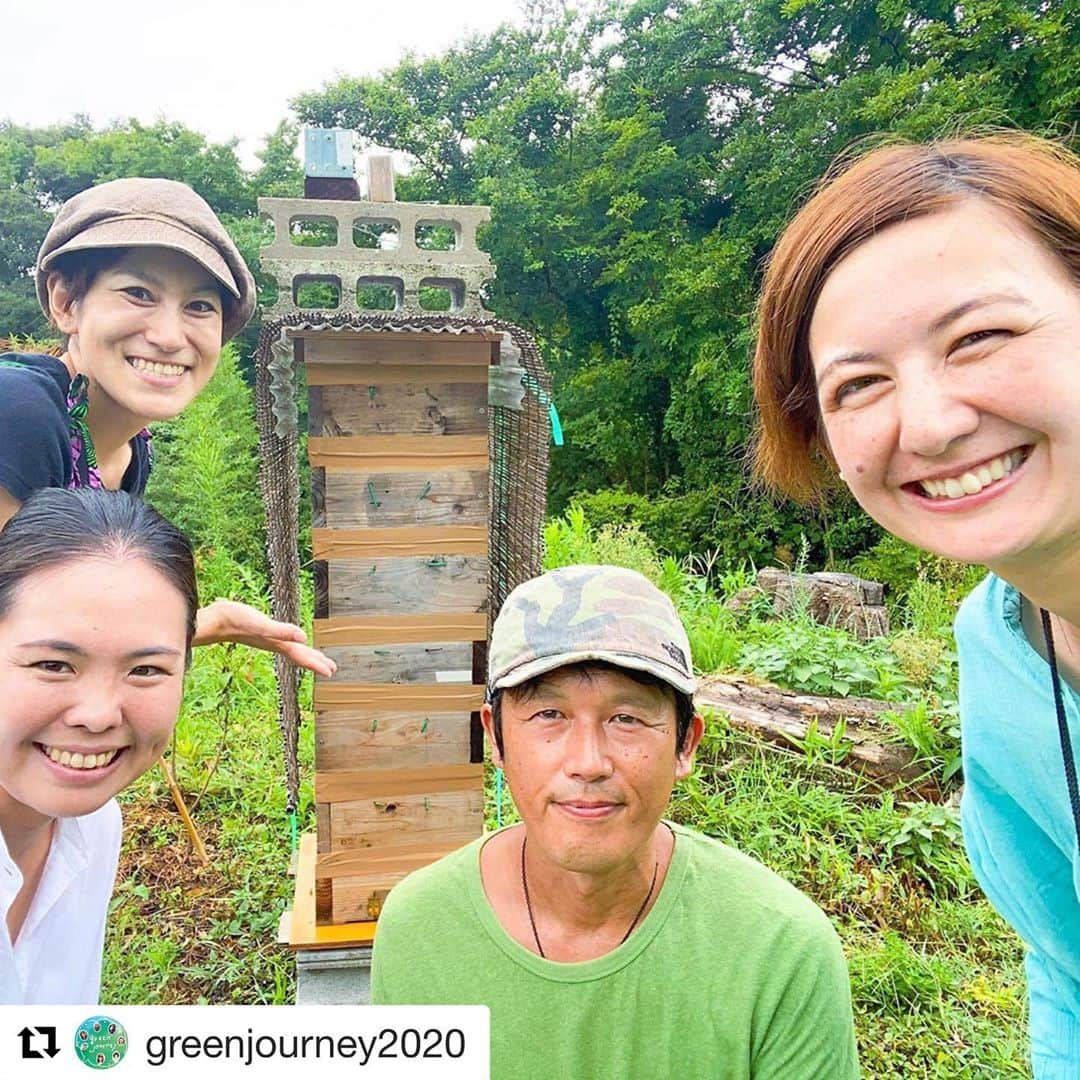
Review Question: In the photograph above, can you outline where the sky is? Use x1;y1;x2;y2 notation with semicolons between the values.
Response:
1;0;525;167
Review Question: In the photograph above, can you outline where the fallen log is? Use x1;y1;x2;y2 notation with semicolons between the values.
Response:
696;674;942;797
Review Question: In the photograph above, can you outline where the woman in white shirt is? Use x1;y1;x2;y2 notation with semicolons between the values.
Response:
0;486;196;1003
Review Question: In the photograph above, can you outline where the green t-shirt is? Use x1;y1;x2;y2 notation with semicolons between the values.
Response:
371;822;859;1079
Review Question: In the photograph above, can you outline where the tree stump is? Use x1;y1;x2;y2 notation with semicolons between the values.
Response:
747;567;889;640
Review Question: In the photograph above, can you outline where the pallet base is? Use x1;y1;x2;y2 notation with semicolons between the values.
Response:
278;833;378;950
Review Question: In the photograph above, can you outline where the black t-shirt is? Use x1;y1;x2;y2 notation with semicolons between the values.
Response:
0;352;151;501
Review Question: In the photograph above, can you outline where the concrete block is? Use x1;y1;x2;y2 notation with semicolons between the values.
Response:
258;195;495;318
295;945;373;1005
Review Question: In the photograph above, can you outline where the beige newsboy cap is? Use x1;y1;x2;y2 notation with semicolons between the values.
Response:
36;177;256;341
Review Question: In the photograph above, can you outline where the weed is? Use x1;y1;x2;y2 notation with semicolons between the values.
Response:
887;700;963;784
543;505;663;580
879;802;970;897
788;716;855;768
100;501;1024;1076
737;618;911;700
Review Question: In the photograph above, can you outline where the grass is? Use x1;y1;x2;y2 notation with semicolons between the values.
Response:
672;718;1027;1077
101;638;315;1005
103;695;1028;1075
99;508;1030;1077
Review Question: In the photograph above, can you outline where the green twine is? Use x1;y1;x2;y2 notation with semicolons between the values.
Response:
548;402;564;446
288;811;298;852
367;480;381;507
520;372;564;447
495;767;505;828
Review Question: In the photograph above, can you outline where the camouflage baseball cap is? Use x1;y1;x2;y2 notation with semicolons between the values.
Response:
488;564;696;695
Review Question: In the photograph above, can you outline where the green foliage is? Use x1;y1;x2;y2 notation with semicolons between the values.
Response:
787;716;855;768
738;618;912;700
853;534;987;615
887;699;963;784
543;506;747;675
358;284;397;310
250;121;304;199
849;930;958;1015
670;716;1025;1076
879;801;969;897
0;185;51;336
570;481;880;567
145;343;266;571
543;503;664;580
293;0;1074;567
30;119;251;213
418;284;453;311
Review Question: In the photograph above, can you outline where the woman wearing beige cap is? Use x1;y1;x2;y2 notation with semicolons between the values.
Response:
0;177;333;677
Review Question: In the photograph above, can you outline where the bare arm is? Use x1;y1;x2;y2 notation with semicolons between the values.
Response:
0;487;21;531
194;599;337;677
0;487;334;677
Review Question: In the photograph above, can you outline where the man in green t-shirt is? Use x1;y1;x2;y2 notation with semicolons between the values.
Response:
371;564;859;1079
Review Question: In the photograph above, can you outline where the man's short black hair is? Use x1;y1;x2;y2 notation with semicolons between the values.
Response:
489;660;696;758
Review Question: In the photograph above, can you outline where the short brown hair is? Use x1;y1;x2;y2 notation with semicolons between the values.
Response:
45;248;127;333
751;132;1080;503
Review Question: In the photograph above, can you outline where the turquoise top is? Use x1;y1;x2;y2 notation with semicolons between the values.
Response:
957;573;1080;1078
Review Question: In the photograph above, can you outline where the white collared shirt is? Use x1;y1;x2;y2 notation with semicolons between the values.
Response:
0;800;122;1004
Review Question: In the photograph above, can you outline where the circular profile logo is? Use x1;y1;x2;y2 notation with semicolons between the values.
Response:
74;1016;128;1070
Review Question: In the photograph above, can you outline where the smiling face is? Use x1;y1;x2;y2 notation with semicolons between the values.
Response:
49;246;225;425
0;556;188;826
483;665;702;876
809;199;1080;575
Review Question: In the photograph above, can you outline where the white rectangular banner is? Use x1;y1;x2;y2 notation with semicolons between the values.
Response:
0;1006;488;1078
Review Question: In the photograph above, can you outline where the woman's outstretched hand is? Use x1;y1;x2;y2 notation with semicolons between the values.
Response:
193;599;337;677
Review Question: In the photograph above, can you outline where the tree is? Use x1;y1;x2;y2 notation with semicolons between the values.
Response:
292;0;1075;563
30;119;251;214
0;118;307;344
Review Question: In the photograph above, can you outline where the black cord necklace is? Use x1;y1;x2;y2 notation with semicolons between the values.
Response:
520;835;659;959
1040;608;1080;851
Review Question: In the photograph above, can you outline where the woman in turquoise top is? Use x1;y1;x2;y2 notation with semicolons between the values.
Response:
751;133;1080;1078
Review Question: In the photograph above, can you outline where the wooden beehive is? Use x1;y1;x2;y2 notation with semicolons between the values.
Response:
258;177;548;937
306;328;495;923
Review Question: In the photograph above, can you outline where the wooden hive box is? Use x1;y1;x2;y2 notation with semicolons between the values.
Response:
306;328;496;924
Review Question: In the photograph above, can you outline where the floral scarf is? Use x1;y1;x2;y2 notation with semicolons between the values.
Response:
65;373;153;490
